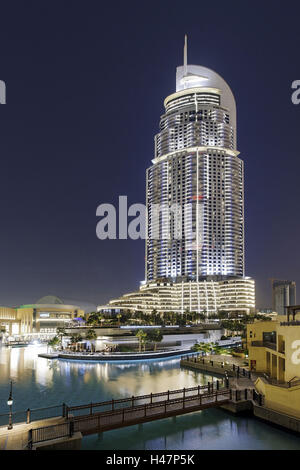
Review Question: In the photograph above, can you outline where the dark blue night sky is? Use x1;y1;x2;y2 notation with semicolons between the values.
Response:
0;0;299;309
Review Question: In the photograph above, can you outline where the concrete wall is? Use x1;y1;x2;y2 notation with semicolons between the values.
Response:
254;404;300;432
255;377;300;418
33;432;82;450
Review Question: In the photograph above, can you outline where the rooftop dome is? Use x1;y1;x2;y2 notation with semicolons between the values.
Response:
36;295;64;305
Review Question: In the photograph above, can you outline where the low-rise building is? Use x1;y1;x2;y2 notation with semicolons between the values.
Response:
0;295;84;336
247;306;300;418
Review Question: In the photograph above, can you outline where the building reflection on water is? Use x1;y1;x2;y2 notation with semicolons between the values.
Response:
0;345;300;450
0;345;212;412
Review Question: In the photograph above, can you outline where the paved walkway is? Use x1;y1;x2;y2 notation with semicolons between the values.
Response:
204;354;248;367
0;416;66;450
186;354;258;391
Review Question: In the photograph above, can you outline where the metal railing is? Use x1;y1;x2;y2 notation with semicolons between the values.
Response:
181;354;251;379
251;341;276;351
280;321;300;326
71;389;231;432
0;404;64;427
263;374;300;389
27;385;263;448
65;384;216;418
28;421;74;449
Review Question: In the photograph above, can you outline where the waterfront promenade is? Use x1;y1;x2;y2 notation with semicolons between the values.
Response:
0;416;67;450
0;383;250;450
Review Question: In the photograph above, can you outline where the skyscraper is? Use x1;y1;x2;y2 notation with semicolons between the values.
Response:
272;280;296;316
146;36;244;282
98;38;255;316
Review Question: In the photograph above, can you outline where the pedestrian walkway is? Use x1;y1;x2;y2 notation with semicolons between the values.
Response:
0;416;67;450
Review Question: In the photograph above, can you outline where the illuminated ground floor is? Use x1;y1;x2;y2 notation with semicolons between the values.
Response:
98;277;255;316
0;295;84;336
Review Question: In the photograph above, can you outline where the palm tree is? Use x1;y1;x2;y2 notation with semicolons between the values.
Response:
136;329;147;352
213;345;230;356
70;333;83;350
85;329;97;352
0;326;6;341
192;342;213;355
56;327;66;348
48;336;60;352
116;314;122;327
147;329;163;351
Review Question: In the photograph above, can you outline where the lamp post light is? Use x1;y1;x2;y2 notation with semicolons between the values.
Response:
7;380;13;430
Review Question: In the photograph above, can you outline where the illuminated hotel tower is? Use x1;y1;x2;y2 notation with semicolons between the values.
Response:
98;37;255;315
146;36;244;282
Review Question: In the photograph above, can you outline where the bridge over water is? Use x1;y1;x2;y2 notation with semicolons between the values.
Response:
26;382;257;449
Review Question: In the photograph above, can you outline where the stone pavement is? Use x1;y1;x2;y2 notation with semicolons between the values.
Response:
0;416;66;450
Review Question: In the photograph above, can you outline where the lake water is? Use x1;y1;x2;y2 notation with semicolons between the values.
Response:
0;343;300;450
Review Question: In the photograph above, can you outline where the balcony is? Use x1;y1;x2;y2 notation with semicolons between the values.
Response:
280;321;300;326
251;341;276;351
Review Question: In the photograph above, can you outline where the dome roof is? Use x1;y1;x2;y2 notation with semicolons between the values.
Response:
36;295;64;305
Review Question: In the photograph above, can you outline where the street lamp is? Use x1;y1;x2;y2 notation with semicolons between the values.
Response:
7;380;13;430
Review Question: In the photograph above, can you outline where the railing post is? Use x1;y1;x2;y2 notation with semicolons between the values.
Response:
132;396;134;408
26;408;31;424
230;389;232;400
150;393;153;404
199;393;202;405
245;389;248;400
167;390;170;401
215;391;218;402
225;373;229;389
208;382;210;394
111;399;114;411
28;429;33;450
144;403;147;417
69;420;74;437
216;380;220;391
90;402;93;415
122;408;125;423
183;388;186;400
165;400;167;413
198;385;200;395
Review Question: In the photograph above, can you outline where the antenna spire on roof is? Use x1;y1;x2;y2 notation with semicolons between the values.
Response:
184;34;188;76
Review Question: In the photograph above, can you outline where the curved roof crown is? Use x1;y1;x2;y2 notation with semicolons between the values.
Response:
36;295;64;305
176;64;237;148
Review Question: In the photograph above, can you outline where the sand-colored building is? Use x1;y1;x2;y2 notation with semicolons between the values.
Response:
0;295;84;336
247;306;300;418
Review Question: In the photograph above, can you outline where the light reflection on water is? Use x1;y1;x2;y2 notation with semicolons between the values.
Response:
0;344;212;411
0;344;300;450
